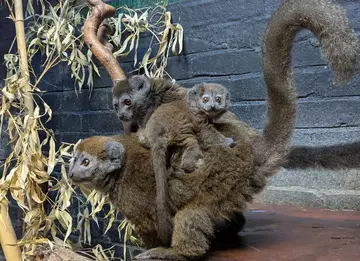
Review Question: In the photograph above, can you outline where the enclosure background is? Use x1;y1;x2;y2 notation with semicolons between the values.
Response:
0;0;360;260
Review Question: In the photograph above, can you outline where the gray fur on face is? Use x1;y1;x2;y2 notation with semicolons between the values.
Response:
113;92;133;121
188;83;230;118
113;75;151;122
68;139;125;190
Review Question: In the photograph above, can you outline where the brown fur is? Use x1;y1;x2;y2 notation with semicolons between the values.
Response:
112;77;187;128
113;76;255;244
252;0;358;179
140;98;238;244
187;83;235;148
73;0;359;260
139;82;241;244
112;80;131;96
74;130;260;256
113;77;242;244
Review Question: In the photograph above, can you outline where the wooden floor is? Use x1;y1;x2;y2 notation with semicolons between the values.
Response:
208;204;360;261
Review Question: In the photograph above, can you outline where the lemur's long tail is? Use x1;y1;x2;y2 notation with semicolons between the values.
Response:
257;0;359;176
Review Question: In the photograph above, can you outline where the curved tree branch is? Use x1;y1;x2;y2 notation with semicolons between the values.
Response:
85;0;132;133
84;0;126;84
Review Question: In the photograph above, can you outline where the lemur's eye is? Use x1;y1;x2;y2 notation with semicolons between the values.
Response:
82;159;90;166
113;103;119;110
124;99;132;106
215;97;222;103
202;97;209;103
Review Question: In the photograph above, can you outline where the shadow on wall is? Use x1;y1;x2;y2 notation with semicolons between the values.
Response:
285;142;360;169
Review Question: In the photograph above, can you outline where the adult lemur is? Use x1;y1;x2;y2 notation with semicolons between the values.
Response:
70;0;358;260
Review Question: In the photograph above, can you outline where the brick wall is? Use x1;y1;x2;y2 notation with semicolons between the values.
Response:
1;0;360;259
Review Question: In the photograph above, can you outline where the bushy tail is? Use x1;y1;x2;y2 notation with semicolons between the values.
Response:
255;0;359;177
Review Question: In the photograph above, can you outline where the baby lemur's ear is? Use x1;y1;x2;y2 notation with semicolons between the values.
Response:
187;84;201;107
128;75;151;92
225;89;230;100
104;139;125;161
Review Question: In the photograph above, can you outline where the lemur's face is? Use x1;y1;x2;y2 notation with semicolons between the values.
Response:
68;137;125;190
188;83;230;119
197;89;228;117
112;75;151;123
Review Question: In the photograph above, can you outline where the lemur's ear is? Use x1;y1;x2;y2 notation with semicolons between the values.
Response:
129;75;151;92
104;139;125;161
187;84;202;107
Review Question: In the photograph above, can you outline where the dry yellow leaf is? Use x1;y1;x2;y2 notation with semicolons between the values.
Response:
47;137;56;174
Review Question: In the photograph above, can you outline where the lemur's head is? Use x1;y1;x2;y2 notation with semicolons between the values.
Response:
68;136;125;191
112;75;151;122
188;83;230;119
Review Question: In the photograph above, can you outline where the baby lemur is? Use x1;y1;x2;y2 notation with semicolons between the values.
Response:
139;82;235;153
187;82;236;148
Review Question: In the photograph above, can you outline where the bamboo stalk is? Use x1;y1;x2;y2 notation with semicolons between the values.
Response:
0;1;32;259
0;200;22;261
0;1;38;260
14;0;34;115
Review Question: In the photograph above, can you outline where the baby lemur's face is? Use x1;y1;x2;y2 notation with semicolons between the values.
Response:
68;137;125;190
112;75;151;122
188;83;230;118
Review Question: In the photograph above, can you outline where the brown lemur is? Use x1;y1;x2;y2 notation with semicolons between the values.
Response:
69;134;260;257
71;0;359;260
114;77;238;244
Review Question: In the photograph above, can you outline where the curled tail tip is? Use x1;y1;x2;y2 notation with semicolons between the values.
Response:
327;38;360;85
321;1;360;85
331;51;360;85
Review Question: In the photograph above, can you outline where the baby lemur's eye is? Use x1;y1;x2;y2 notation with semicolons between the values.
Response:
124;99;132;106
81;159;90;166
202;97;209;103
215;97;222;103
113;103;119;110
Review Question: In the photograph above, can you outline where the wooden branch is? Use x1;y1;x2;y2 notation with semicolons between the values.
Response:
84;0;126;84
85;0;133;133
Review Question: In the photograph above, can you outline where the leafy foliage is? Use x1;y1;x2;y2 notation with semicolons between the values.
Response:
109;3;183;78
25;0;98;93
1;0;183;260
